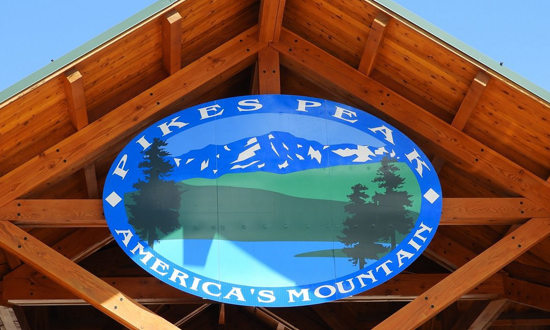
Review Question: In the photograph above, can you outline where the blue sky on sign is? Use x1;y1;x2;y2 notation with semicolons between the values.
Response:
0;0;548;93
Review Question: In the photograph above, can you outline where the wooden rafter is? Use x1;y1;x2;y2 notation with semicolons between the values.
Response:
174;304;212;327
0;222;177;329
468;299;508;330
374;218;550;329
493;319;550;327
504;277;550;312
358;12;390;76
272;29;550;211
432;71;490;171
63;69;99;198
5;228;112;280
257;47;281;94
258;0;286;43
3;273;504;305
2;198;547;227
63;69;89;131
245;307;298;330
162;10;183;75
0;26;261;209
218;303;226;326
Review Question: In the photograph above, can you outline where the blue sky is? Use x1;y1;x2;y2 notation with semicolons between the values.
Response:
0;0;548;94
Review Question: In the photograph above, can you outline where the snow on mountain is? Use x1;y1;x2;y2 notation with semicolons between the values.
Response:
168;131;393;181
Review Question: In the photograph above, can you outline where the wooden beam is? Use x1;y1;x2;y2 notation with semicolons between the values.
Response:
492;318;550;327
0;26;261;208
452;71;490;130
432;71;490;171
3;273;503;306
4;276;204;306
63;68;99;198
272;29;550;211
3;251;22;269
162;10;182;75
0;306;20;330
258;47;281;94
468;299;508;330
218;303;226;326
0;222;177;329
440;198;548;225
63;69;89;131
174;304;212;327
3;198;548;228
450;301;491;330
0;199;105;227
373;218;550;329
83;165;99;198
250;62;260;94
5;228;112;280
358;12;389;75
258;0;286;43
504;277;550;312
424;231;477;271
244;307;298;330
354;273;504;302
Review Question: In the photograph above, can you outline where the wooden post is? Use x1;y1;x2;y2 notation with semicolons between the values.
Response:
259;0;286;43
162;10;183;75
432;71;490;171
373;218;550;329
63;68;99;198
258;47;281;94
358;12;390;75
2;197;548;227
0;222;177;329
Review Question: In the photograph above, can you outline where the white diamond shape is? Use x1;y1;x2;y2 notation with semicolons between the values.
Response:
105;192;122;207
423;189;440;204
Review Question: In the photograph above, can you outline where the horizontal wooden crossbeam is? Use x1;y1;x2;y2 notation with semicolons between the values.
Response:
1;198;547;227
272;29;550;212
2;273;503;306
0;26;262;209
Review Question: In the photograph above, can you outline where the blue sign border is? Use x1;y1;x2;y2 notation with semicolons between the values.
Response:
103;94;442;307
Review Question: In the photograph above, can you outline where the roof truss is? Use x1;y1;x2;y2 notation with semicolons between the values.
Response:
0;0;549;328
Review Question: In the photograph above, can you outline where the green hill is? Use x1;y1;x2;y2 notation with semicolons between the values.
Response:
183;163;420;207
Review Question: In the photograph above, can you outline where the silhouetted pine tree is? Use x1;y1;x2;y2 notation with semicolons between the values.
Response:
340;184;387;268
371;157;414;249
127;138;181;247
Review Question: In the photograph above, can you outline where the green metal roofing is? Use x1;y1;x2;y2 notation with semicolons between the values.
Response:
1;0;549;105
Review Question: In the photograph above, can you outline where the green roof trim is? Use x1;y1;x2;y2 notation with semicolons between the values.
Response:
374;0;550;103
0;0;177;104
1;0;548;104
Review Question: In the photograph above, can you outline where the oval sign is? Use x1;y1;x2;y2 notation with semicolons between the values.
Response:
103;95;442;306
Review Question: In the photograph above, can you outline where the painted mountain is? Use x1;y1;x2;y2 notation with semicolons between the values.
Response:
124;131;421;279
168;131;395;180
